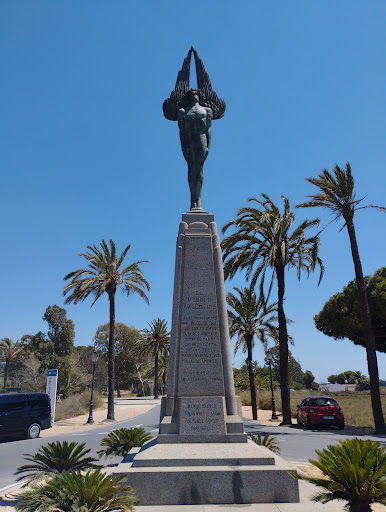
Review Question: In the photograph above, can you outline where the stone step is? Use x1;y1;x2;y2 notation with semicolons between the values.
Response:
129;441;275;467
113;464;299;505
111;441;299;506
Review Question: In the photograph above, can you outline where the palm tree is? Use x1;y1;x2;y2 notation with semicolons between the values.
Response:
0;338;22;393
297;163;385;433
63;239;150;420
16;470;139;512
139;318;170;399
227;286;279;420
98;427;152;459
222;194;323;425
297;438;386;512
15;440;99;485
144;352;169;396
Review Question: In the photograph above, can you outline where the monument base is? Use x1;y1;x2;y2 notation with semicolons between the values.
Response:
158;395;247;443
111;440;300;505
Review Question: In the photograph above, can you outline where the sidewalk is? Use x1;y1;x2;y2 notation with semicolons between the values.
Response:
40;397;159;438
241;406;283;425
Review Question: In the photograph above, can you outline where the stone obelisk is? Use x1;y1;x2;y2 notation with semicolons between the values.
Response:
158;211;246;442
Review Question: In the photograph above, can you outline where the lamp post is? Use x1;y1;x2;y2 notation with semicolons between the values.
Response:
87;352;99;424
266;351;279;421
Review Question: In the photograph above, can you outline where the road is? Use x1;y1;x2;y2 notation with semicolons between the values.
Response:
0;403;160;489
0;404;385;490
245;418;386;463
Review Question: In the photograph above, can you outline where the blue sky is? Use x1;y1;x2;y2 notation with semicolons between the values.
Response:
1;1;385;383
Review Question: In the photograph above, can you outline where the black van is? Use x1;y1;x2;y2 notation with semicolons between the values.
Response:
0;393;52;439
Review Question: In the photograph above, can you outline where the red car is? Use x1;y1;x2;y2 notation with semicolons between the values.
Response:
296;396;344;430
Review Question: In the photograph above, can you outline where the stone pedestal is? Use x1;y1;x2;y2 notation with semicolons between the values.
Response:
113;211;299;505
112;440;299;505
159;211;246;443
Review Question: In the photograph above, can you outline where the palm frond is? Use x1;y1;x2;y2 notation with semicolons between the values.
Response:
15;441;99;485
98;427;152;459
222;194;323;296
296;438;386;510
16;470;138;512
63;240;150;306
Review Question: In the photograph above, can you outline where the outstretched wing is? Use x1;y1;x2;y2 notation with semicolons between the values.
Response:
193;47;226;120
163;48;193;121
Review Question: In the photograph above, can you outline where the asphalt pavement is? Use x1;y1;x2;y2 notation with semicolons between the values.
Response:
0;404;160;489
244;417;386;464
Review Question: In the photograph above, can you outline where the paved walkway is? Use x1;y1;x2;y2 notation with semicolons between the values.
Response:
40;397;159;438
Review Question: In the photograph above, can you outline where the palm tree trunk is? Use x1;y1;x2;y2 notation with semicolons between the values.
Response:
275;263;292;425
107;293;115;420
136;364;145;396
345;218;385;433
349;504;372;512
246;333;258;420
162;369;166;395
154;349;159;399
3;360;9;393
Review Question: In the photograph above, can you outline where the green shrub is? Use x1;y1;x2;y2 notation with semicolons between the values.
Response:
15;441;99;485
238;389;251;406
55;390;103;421
234;373;250;390
16;470;138;512
98;427;152;459
258;393;275;410
297;438;386;511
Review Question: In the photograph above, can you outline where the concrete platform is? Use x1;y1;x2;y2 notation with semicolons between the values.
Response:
111;440;300;505
129;441;275;466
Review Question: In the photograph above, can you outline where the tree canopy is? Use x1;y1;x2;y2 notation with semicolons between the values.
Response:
20;305;75;395
264;345;309;389
94;323;140;391
327;370;370;390
315;267;386;353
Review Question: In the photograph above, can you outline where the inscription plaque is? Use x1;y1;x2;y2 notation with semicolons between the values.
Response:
177;234;225;396
179;397;226;436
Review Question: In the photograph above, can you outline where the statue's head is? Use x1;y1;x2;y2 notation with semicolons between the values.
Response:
185;89;200;105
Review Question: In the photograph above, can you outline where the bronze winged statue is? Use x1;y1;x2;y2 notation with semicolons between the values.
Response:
163;47;226;210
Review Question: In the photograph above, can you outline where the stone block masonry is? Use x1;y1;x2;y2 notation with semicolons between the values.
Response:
158;211;246;443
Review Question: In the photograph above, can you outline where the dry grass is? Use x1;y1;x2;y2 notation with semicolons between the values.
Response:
55;390;103;421
237;388;386;428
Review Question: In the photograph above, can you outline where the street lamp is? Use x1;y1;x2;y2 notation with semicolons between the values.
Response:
266;351;279;421
87;352;99;424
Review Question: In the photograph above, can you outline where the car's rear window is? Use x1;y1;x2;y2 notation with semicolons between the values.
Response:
313;398;338;406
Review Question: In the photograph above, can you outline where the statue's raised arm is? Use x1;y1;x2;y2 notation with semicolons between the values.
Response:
163;47;225;210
